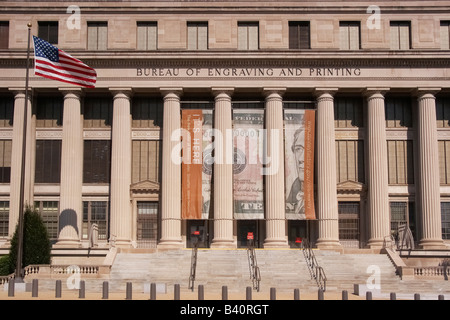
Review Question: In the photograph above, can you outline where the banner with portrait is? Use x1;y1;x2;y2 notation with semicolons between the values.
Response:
233;109;265;219
284;109;316;220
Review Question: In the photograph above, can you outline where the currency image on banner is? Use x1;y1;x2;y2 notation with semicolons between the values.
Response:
201;110;213;220
233;109;265;220
284;109;316;220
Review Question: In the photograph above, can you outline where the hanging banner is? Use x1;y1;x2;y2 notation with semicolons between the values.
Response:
284;109;316;220
201;110;213;219
233;109;265;219
181;109;203;219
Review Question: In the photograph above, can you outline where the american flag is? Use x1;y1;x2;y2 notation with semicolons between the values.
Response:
33;36;97;88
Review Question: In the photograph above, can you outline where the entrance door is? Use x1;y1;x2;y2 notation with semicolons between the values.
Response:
187;220;209;248
237;220;260;248
136;201;158;248
288;220;307;248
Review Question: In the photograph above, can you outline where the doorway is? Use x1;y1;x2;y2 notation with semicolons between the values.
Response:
187;220;209;248
237;220;263;248
288;220;308;248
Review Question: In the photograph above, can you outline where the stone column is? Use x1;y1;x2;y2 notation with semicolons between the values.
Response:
365;88;391;249
55;88;83;247
315;89;341;249
8;88;33;239
110;89;133;248
211;89;235;248
416;88;445;249
158;89;183;249
264;89;288;248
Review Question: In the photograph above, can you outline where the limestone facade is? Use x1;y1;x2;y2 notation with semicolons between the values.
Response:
0;1;449;250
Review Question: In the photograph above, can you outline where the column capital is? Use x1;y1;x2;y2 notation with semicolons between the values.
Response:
59;87;84;99
160;87;183;98
414;87;441;99
263;87;286;99
314;87;338;98
109;87;133;100
211;87;234;96
8;87;32;97
364;87;390;98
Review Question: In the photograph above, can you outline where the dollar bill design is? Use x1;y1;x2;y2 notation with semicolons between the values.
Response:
201;109;213;219
233;109;264;219
284;109;316;220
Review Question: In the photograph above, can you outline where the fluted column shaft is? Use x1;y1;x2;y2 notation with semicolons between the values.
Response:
9;89;33;238
315;89;341;249
417;90;445;249
159;90;183;248
264;90;288;248
110;89;132;247
56;89;83;247
211;90;235;247
366;89;390;248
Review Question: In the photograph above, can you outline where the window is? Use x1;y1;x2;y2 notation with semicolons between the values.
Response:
0;96;13;127
440;21;450;50
438;141;450;184
36;96;63;128
336;140;365;183
289;21;310;49
338;202;360;247
0;140;12;183
238;22;259;50
339;21;360;50
441;202;450;240
83;96;112;128
82;201;109;240
137;22;157;50
38;21;58;44
132;97;163;128
0;201;9;237
385;97;412;128
387;140;414;185
436;97;450;128
34;201;59;240
187;22;208;50
35;140;62;183
87;22;107;50
334;97;363;128
390;21;411;50
83;140;111;184
390;201;416;239
0;22;9;49
132;140;161;184
137;202;158;247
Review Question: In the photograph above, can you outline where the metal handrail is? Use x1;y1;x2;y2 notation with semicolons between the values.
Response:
301;238;327;292
247;239;261;292
188;241;198;292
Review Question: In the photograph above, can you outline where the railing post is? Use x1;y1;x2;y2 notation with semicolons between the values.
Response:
342;290;348;300
174;284;180;300
246;286;252;300
55;280;62;298
438;294;445;300
366;291;372;300
8;279;14;297
102;281;109;299
31;279;38;297
222;286;228;300
126;282;132;300
414;293;420;300
150;283;156;300
198;284;204;300
294;288;300;300
318;288;324;300
79;280;85;299
270;287;276;300
390;292;396;300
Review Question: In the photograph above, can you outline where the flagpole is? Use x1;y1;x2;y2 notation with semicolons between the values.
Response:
15;22;32;281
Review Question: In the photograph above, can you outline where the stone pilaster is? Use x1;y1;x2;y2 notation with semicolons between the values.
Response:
55;88;83;247
416;88;445;249
365;88;391;249
110;89;133;248
158;89;183;249
263;89;288;248
8;88;33;239
315;89;341;249
211;89;235;248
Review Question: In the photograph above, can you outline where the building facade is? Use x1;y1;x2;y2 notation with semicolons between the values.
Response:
0;0;450;251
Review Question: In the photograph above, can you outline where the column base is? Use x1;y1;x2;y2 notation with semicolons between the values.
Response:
263;239;289;249
157;239;184;250
114;239;132;248
211;239;235;248
53;239;81;248
366;238;385;250
418;239;446;250
315;239;342;250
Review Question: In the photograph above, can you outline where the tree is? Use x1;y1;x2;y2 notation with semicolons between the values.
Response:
8;206;51;274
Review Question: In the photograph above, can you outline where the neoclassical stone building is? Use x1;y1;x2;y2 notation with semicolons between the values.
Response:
0;0;449;252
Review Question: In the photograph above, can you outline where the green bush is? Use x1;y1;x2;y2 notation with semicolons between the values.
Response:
8;206;51;274
0;255;10;276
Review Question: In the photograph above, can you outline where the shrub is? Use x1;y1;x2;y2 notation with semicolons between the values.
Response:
8;206;51;274
0;255;10;276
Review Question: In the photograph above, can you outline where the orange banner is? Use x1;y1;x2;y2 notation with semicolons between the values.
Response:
181;109;203;219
